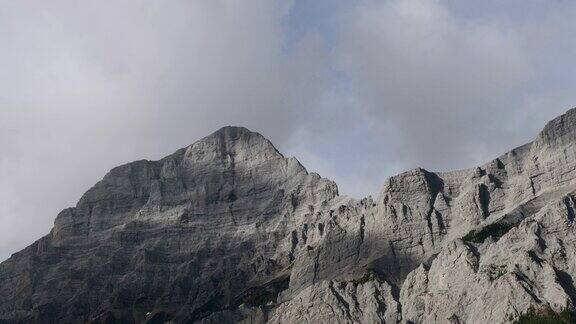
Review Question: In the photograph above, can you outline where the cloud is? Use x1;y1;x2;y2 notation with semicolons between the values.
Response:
284;0;576;199
0;0;329;260
2;0;576;260
334;0;534;169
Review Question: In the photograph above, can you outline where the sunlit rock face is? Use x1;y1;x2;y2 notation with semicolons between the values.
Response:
2;109;576;323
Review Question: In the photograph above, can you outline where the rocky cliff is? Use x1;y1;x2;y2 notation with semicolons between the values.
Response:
2;109;576;323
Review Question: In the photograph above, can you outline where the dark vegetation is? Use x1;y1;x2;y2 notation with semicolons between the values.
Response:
349;268;390;286
232;275;290;308
486;264;507;281
514;307;576;324
463;222;517;243
350;272;378;285
189;275;290;322
189;293;225;322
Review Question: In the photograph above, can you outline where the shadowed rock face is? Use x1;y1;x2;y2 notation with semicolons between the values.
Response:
0;127;338;323
3;109;576;323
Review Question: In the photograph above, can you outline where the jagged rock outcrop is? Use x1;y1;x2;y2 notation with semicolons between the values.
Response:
269;277;400;323
400;194;576;323
0;127;337;323
2;108;576;323
399;108;576;323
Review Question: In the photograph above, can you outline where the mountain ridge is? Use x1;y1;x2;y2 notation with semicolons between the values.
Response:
2;108;576;323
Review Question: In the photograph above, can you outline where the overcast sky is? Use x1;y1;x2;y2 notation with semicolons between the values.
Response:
1;0;576;261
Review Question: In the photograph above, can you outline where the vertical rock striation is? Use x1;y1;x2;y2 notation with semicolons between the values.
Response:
2;109;576;323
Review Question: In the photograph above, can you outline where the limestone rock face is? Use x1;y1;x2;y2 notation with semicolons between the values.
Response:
269;278;400;324
0;127;338;323
3;108;576;323
400;196;576;323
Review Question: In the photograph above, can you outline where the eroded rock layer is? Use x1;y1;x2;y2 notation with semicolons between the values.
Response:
3;109;576;323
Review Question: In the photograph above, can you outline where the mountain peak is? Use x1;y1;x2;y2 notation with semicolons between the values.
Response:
203;126;270;146
537;107;576;147
7;110;576;323
211;125;255;137
186;126;283;163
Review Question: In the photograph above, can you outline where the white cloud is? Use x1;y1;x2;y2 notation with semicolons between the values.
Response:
0;0;328;260
335;0;533;169
2;0;576;260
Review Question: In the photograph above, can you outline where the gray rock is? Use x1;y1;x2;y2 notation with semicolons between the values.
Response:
269;277;399;324
0;126;337;323
2;108;576;323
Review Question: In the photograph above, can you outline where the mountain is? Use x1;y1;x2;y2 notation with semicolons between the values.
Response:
2;109;576;323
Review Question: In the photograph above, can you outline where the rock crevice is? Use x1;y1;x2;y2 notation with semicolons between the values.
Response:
3;109;576;323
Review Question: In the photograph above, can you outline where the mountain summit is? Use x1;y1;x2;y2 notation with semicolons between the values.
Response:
3;109;576;323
